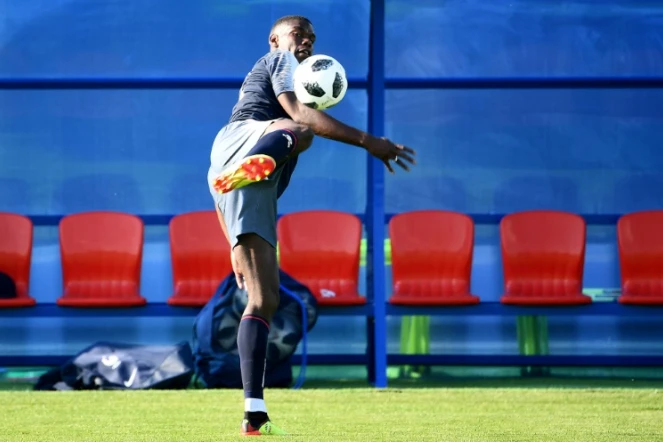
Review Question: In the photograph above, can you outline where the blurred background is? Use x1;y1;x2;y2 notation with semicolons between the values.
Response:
1;0;662;379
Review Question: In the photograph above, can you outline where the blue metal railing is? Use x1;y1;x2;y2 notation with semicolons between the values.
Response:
23;213;624;227
3;76;663;90
0;77;368;89
385;77;663;89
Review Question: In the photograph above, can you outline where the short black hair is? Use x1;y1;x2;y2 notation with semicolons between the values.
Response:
271;15;312;33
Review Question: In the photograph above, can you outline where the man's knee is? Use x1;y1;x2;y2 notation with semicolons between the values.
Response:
265;120;314;154
254;289;280;316
290;124;314;153
234;233;280;318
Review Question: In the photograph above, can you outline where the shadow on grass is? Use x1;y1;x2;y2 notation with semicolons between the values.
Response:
5;377;663;392
4;365;663;392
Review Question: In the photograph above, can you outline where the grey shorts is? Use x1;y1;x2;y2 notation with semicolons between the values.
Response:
207;119;283;249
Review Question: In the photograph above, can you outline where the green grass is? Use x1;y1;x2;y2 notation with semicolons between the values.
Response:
2;384;663;441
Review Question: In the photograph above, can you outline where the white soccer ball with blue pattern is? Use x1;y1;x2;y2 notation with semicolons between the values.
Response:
293;54;348;110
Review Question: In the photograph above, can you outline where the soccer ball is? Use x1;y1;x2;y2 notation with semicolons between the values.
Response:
293;54;348;110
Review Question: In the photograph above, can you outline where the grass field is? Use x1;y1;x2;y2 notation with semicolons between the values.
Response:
2;378;663;441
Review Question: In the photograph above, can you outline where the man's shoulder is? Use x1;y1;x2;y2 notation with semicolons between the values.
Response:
247;52;269;70
255;50;298;68
253;51;281;65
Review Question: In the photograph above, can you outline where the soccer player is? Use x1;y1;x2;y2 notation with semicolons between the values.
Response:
206;15;416;436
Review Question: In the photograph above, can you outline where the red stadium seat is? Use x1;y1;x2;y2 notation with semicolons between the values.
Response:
0;212;36;307
57;211;146;307
389;210;479;305
168;210;231;307
277;210;365;306
617;210;663;305
500;210;591;305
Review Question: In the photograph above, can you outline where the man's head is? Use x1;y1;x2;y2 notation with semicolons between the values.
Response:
269;15;315;63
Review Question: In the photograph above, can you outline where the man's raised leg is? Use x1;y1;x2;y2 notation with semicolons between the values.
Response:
213;121;313;194
233;233;287;436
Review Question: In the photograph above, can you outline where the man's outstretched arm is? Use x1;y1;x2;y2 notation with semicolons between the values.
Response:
277;91;416;173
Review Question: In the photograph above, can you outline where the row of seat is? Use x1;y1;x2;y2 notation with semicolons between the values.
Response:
0;209;662;309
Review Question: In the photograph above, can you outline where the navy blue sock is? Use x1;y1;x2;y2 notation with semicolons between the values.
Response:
237;315;270;425
246;129;298;166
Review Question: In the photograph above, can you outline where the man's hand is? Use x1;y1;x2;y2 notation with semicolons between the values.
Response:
365;137;416;173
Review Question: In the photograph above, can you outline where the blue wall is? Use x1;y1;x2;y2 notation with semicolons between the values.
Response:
2;0;663;216
1;0;663;360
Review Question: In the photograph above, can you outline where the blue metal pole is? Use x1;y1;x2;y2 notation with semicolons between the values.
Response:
367;0;387;388
0;77;368;90
4;76;663;90
24;213;623;227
